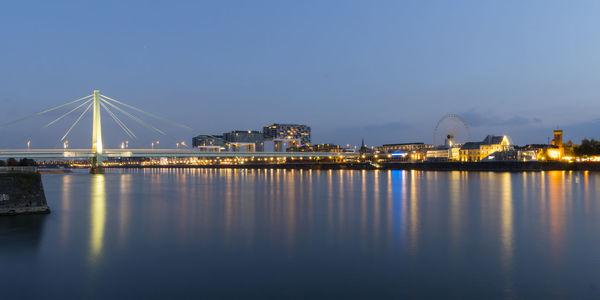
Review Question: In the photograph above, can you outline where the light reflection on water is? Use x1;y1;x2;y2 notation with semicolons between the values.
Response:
2;169;600;299
118;173;131;246
500;172;514;272
89;174;106;264
60;172;71;247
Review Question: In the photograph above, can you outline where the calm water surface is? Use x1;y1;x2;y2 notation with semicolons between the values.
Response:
2;169;600;299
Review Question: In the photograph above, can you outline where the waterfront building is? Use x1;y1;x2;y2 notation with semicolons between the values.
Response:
514;144;560;161
459;135;510;162
546;147;562;160
192;135;226;151
263;123;311;151
193;131;265;152
480;149;520;161
483;146;562;161
426;146;460;161
287;143;343;152
223;130;264;152
377;142;432;161
518;150;538;161
376;142;433;153
510;130;567;161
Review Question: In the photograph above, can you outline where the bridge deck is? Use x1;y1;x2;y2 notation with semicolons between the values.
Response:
0;149;359;159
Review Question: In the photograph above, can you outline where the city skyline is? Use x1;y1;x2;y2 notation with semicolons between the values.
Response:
2;1;600;148
4;3;600;298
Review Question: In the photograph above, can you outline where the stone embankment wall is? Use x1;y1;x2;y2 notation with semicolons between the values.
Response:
0;167;50;216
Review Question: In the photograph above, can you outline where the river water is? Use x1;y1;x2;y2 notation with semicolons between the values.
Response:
2;169;600;299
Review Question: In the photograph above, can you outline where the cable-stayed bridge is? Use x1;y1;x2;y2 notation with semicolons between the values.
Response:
0;91;358;173
0;148;355;159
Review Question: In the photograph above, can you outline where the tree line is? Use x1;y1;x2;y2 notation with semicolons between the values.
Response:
574;139;600;156
0;158;37;167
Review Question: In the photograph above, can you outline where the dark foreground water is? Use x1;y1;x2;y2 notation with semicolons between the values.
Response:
2;169;600;299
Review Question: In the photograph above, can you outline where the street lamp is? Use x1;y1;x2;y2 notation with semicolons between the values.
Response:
176;143;179;149
152;142;155;149
27;140;30;151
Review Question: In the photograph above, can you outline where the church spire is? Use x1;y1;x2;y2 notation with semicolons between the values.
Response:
359;138;369;153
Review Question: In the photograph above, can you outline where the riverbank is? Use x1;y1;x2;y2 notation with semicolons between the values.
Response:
103;162;378;170
381;161;600;171
85;161;600;171
39;169;72;174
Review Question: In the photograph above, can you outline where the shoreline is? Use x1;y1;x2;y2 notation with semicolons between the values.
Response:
39;169;73;174
42;161;600;172
0;206;50;216
380;161;600;171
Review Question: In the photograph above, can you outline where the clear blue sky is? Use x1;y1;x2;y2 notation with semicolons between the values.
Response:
1;0;600;148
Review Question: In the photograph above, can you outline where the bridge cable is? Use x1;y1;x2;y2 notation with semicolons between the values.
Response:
100;99;167;136
99;101;137;139
61;102;93;142
101;98;193;148
0;94;93;129
100;101;137;139
23;98;93;147
100;94;194;131
44;98;93;128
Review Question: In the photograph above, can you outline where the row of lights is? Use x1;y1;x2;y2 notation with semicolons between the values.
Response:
27;139;360;151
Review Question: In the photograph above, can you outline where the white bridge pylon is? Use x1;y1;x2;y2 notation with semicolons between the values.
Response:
91;90;104;169
72;90;193;169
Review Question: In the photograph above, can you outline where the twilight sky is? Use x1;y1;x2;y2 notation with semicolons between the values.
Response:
1;0;600;149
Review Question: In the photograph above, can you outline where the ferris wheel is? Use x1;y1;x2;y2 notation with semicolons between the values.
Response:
433;114;470;146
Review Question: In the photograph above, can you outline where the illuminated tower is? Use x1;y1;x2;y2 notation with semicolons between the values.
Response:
552;130;563;148
552;129;564;158
90;90;104;173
